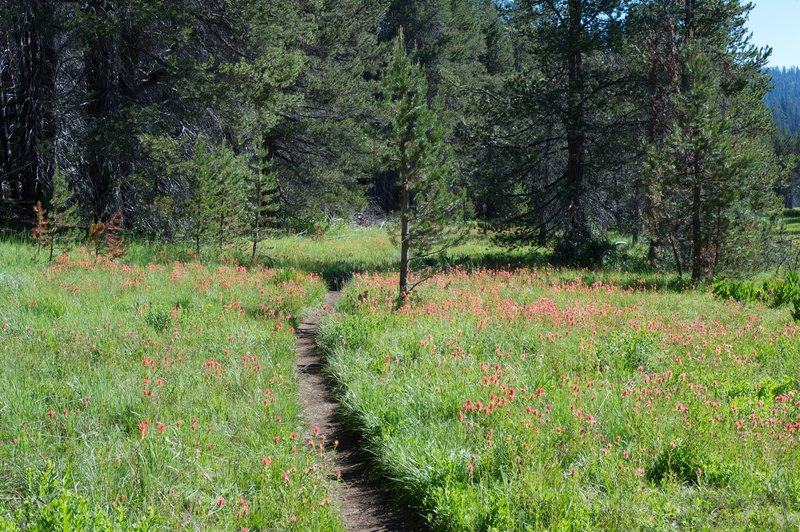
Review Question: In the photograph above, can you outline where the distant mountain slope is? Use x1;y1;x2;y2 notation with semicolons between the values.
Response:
767;67;800;136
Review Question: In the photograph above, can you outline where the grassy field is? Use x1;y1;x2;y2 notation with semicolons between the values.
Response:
0;243;341;530
82;224;544;289
319;269;800;530
785;209;800;236
4;225;797;530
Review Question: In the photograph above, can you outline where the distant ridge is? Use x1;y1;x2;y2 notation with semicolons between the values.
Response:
767;66;800;136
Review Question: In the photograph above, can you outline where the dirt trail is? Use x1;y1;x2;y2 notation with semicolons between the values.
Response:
296;291;424;532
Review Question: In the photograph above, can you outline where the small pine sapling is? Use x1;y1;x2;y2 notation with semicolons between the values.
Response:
88;220;106;258
382;30;465;302
48;169;81;260
185;139;248;255
185;138;216;255
31;201;53;255
250;142;283;261
212;145;248;253
87;211;125;258
104;211;125;258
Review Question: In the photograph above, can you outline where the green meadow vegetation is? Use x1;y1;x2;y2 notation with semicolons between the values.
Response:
319;269;800;530
0;241;340;530
4;0;800;528
4;224;800;529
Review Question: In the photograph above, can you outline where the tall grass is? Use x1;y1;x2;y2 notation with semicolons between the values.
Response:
0;243;341;530
320;269;800;530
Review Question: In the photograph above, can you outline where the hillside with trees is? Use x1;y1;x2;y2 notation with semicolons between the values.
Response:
767;68;800;207
768;67;800;136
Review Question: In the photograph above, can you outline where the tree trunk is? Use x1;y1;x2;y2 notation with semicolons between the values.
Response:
399;175;410;299
252;172;261;261
563;0;590;256
219;211;224;252
1;1;57;214
690;179;706;281
84;0;115;220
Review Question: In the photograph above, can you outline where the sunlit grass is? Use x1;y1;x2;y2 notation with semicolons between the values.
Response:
0;244;341;530
320;269;800;530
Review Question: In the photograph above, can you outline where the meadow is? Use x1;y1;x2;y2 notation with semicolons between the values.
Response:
3;226;800;530
319;269;800;530
0;242;340;530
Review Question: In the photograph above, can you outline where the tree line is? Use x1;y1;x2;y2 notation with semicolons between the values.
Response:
1;0;796;280
768;67;800;208
768;67;800;136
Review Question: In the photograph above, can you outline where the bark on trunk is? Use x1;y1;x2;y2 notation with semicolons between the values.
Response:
563;0;590;254
399;176;410;299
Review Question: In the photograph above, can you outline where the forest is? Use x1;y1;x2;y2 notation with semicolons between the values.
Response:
2;0;799;280
4;1;800;530
768;67;800;136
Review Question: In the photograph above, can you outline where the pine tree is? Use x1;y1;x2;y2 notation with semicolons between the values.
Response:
478;0;635;265
383;33;464;299
250;142;282;261
211;146;248;253
377;0;511;213
30;201;52;255
48;168;81;260
183;139;247;255
641;0;782;280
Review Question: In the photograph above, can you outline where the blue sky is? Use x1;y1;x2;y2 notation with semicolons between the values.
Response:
748;0;800;68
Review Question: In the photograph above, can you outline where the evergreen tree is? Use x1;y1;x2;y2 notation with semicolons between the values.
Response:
767;67;800;136
184;139;247;255
47;168;81;260
0;0;58;215
250;142;282;260
382;33;464;299
641;0;782;280
478;0;635;265
377;0;512;212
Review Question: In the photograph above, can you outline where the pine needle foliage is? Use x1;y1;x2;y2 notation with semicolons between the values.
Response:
383;31;465;300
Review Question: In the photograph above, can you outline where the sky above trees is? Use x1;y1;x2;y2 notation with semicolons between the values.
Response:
748;0;800;67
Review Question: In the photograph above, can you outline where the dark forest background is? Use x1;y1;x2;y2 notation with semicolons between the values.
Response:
2;0;800;279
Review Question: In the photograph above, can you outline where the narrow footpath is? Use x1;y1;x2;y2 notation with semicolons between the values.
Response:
296;291;423;532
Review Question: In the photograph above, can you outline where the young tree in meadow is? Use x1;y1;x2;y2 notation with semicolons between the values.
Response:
211;146;248;253
376;0;513;212
185;140;216;255
184;139;246;255
47;169;81;260
250;142;283;260
30;168;82;261
383;33;464;299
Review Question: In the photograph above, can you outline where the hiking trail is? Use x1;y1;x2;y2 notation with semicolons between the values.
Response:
296;290;423;531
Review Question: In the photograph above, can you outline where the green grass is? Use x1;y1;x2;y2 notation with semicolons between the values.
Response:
320;268;800;530
0;228;723;530
20;224;545;289
0;243;341;530
784;208;800;235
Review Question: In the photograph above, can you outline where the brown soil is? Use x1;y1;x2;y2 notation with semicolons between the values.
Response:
296;291;425;532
